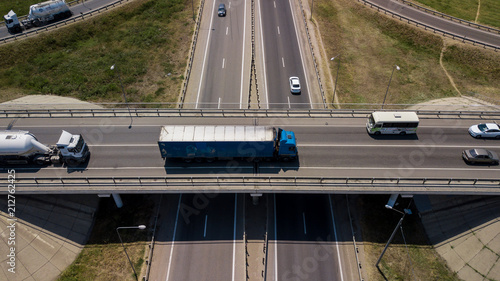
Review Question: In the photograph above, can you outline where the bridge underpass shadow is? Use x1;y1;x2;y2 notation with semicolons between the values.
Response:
359;194;500;245
0;194;100;279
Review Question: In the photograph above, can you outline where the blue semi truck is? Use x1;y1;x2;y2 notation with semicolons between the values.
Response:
158;125;298;162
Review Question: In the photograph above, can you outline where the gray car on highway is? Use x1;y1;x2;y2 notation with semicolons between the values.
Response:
462;148;499;165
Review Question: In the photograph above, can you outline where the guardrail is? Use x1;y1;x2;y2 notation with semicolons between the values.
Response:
397;0;500;35
178;0;204;108
6;176;500;195
358;0;500;51
297;0;327;108
0;108;499;119
1;0;132;44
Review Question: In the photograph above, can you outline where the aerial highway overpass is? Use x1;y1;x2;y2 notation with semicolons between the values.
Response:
1;111;499;195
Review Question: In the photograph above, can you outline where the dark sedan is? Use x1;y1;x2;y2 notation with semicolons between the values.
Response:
462;149;499;165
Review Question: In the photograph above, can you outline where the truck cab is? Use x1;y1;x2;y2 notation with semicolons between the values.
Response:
56;130;90;163
277;128;297;160
3;10;22;33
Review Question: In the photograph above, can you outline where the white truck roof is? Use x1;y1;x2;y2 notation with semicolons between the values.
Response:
57;130;75;146
371;112;419;123
159;126;274;142
4;10;17;21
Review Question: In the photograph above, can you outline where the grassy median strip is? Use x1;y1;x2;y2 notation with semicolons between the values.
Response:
0;0;194;105
58;195;154;281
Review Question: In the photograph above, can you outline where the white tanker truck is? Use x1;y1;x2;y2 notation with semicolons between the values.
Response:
0;130;89;166
3;0;72;34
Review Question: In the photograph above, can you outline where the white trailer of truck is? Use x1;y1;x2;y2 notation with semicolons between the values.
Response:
0;130;90;166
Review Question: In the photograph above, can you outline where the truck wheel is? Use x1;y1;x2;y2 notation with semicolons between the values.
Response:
35;158;45;165
374;131;381;135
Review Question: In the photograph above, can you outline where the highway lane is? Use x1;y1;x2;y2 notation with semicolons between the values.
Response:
164;193;245;281
2;118;499;178
271;194;344;280
369;0;500;47
259;0;312;109
196;0;250;109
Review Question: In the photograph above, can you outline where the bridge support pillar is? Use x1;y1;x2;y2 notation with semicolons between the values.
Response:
250;193;262;205
112;193;123;208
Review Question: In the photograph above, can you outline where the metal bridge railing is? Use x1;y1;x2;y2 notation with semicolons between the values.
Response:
7;176;500;195
0;108;499;119
357;0;500;51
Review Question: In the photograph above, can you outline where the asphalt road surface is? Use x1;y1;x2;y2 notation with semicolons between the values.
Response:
1;117;498;179
369;0;500;47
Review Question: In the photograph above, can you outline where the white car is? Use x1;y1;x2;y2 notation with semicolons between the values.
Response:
468;123;500;139
289;76;301;94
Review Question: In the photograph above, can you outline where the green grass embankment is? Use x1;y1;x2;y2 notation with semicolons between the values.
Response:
314;0;499;107
0;0;193;105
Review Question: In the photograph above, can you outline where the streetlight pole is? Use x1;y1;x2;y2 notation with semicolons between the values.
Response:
116;225;147;281
381;65;400;110
192;0;195;21
375;204;411;268
311;0;314;20
331;55;341;99
110;64;133;129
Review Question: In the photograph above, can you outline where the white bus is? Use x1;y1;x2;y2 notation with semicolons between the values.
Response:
366;112;419;135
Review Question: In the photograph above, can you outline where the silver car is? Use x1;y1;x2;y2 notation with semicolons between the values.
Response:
289;76;301;94
468;123;500;139
462;148;499;164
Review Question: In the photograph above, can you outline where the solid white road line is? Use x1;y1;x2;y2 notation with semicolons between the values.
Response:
329;195;344;281
28;166;500;171
274;194;278;281
302;212;307;234
239;0;247;109
232;194;238;281
288;0;313;108
204;214;208;237
196;1;218;108
166;194;182;281
258;0;270;109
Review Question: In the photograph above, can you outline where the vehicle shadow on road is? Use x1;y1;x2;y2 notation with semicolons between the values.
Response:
368;134;419;140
